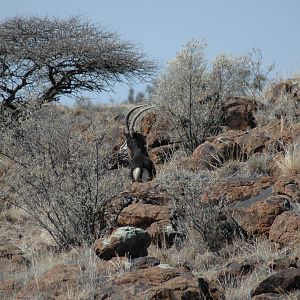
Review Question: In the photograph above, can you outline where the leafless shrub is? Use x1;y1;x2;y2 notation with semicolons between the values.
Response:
157;169;246;251
151;41;271;154
0;105;127;248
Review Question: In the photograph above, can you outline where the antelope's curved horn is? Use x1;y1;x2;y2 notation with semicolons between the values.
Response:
124;105;147;134
129;105;156;133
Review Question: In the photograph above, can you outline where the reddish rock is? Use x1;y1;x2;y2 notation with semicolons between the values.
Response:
223;97;257;130
233;195;289;236
117;203;171;228
94;266;224;300
127;181;172;206
94;226;151;260
16;264;80;300
202;176;274;205
147;219;177;247
149;143;180;164
218;257;260;281
268;257;300;271
102;182;172;236
140;112;157;136
127;256;160;270
273;177;300;202
269;211;300;245
268;79;299;101
192;141;223;170
0;279;21;299
234;129;270;155
251;267;300;297
192;129;271;170
252;293;300;300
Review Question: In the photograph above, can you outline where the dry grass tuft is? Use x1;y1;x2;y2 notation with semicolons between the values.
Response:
276;141;300;176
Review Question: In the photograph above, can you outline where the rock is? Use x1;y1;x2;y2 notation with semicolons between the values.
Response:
233;195;290;236
94;226;151;260
273;177;300;203
102;182;173;235
251;267;300;297
117;203;171;228
234;129;270;155
268;257;300;271
192;129;271;170
126;256;160;270
218;257;260;282
223;96;258;130
192;141;225;170
267;79;299;101
202;176;274;205
94;266;224;300
149;143;180;164
0;279;21;299
126;181;172;206
140;112;157;136
16;264;80;300
147;219;179;247
252;293;300;300
269;211;300;245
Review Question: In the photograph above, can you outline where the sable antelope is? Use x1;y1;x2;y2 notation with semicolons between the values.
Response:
122;105;156;182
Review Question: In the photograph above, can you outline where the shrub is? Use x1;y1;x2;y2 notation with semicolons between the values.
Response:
0;105;127;248
151;41;271;154
157;169;246;251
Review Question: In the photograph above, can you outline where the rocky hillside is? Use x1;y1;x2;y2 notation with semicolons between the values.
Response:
1;78;300;299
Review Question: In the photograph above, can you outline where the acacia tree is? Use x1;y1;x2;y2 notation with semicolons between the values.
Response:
0;16;156;110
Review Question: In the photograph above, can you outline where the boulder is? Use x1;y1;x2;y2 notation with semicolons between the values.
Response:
252;293;300;300
268;257;300;271
16;264;80;300
223;97;258;130
251;267;300;297
94;266;224;300
192;129;271;170
126;256;160;270
218;257;260;283
267;79;299;101
117;203;171;228
269;211;300;245
273;177;300;203
149;143;181;164
233;195;290;236
0;279;21;299
94;226;151;260
202;176;274;205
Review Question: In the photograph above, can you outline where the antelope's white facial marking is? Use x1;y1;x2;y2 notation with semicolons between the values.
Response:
133;167;141;182
132;167;150;182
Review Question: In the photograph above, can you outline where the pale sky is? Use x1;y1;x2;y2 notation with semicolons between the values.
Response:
1;0;300;103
